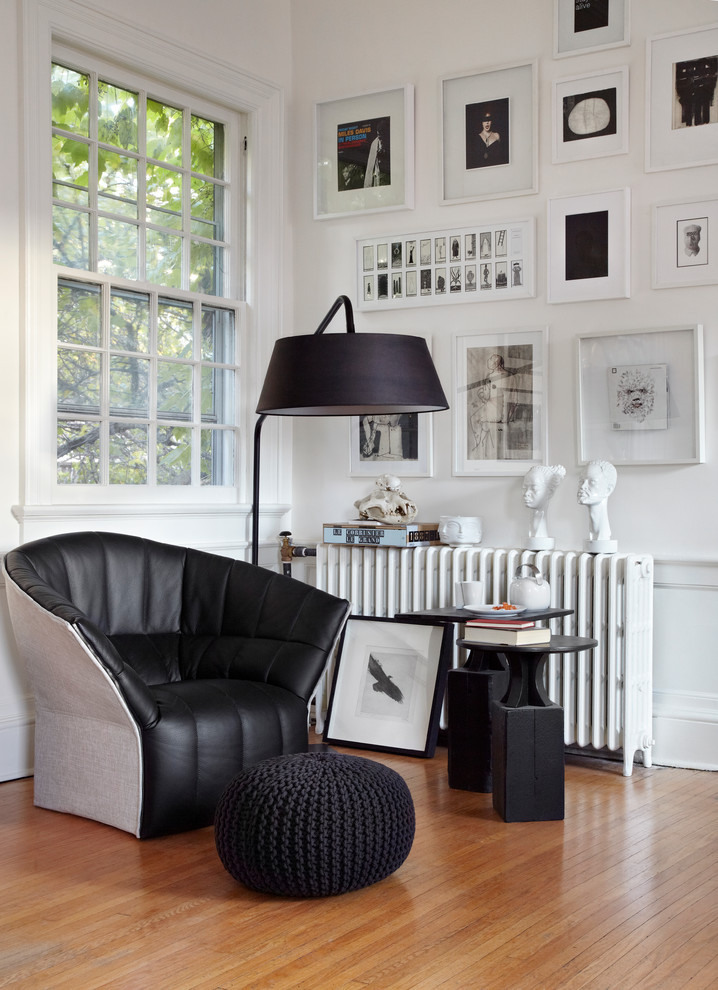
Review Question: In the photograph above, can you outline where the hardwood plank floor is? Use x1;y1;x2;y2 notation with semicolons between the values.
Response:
1;739;716;989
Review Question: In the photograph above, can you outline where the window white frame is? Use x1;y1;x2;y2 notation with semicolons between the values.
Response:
21;0;285;512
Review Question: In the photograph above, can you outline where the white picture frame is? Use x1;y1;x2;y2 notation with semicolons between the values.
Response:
547;188;630;303
646;25;718;172
577;325;705;465
350;412;433;478
357;219;535;311
453;327;549;477
653;197;718;289
552;66;629;164
440;60;537;204
554;0;630;58
314;85;414;219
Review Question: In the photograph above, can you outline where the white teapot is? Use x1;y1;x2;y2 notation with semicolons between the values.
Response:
508;563;551;609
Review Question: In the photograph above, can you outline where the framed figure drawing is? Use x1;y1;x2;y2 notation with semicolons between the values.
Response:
350;412;432;477
554;0;630;58
453;327;548;476
324;617;452;758
314;86;414;219
548;188;630;303
653;197;718;289
441;61;537;204
577;325;705;465
552;67;629;163
647;25;718;171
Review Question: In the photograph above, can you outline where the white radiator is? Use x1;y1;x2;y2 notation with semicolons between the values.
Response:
313;544;654;776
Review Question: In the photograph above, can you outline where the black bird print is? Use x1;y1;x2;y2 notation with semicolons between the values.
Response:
368;654;404;703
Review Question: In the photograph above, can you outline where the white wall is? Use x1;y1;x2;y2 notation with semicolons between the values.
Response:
288;0;718;769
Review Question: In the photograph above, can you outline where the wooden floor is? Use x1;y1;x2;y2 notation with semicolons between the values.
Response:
1;739;717;990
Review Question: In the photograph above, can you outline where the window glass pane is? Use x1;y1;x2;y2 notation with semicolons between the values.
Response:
158;299;193;357
53;135;89;205
98;217;138;279
57;349;101;411
146;164;182;229
201;307;235;362
190;177;222;238
53;205;90;269
157;362;192;419
51;64;89;136
110;355;149;416
191;114;223;179
190;240;221;296
110;289;149;352
157;426;191;484
147;99;183;166
98;81;138;151
109;424;147;484
201;428;233;485
57;280;101;346
201;366;234;425
57;421;101;483
98;151;138;217
146;229;182;287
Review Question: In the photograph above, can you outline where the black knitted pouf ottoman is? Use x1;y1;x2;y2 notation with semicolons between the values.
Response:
214;751;415;897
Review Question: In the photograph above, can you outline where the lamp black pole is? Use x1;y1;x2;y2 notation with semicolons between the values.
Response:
250;295;447;567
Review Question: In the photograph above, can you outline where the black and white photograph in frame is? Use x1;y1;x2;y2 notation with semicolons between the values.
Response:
653;197;718;288
577;325;705;465
554;0;630;58
441;61;537;203
314;86;414;219
547;189;630;303
323;618;452;758
453;327;548;477
350;408;433;478
552;67;628;163
647;25;718;172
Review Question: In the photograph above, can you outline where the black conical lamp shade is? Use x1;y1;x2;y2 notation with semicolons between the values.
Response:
251;295;448;565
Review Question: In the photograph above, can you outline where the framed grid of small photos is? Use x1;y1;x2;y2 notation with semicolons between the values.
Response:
356;219;535;311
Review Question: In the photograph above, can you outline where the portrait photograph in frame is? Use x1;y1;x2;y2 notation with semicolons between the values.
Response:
314;85;414;219
552;66;629;164
646;25;718;172
554;0;630;58
350;411;433;478
577;325;705;465
441;61;537;204
323;617;452;758
453;327;548;477
653;197;718;289
547;188;630;303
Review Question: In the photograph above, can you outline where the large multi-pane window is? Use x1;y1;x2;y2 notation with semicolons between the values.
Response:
51;56;242;487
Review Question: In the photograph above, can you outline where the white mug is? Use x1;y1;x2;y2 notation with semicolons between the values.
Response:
455;580;484;607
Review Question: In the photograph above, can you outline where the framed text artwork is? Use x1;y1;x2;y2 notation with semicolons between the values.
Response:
653;197;718;289
440;61;537;204
547;188;630;303
554;0;630;58
646;25;718;172
577;325;705;465
552;66;629;164
314;86;414;219
453;327;549;477
357;219;535;311
324;617;452;758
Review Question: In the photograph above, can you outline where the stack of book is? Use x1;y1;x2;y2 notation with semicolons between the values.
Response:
463;617;552;646
322;521;441;548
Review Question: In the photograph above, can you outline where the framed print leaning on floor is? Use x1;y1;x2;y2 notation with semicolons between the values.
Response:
324;617;452;758
314;85;414;219
453;327;548;476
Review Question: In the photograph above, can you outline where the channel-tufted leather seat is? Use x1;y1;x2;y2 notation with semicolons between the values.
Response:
3;532;350;838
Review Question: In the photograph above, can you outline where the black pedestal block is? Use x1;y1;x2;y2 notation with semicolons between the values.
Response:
447;667;508;792
491;702;565;822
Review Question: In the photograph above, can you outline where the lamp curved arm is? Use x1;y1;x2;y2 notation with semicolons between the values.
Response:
314;294;355;335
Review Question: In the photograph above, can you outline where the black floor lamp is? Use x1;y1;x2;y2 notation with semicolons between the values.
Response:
251;295;449;566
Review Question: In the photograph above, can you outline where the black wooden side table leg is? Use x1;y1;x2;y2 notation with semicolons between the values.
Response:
447;666;508;792
491;701;565;822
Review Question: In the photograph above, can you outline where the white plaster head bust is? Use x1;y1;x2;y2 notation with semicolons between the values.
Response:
577;460;617;545
523;464;566;512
